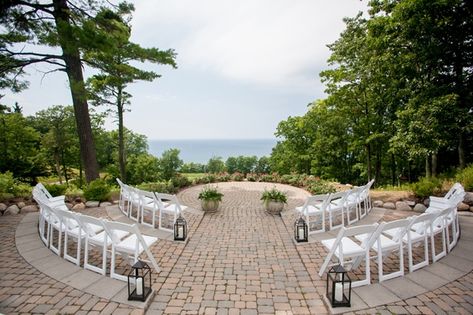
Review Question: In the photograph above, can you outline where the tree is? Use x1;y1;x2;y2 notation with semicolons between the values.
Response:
0;0;138;182
160;149;183;180
86;6;176;182
207;157;225;174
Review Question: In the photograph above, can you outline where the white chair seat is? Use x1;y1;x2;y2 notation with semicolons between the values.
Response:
89;230;129;245
322;237;365;257
161;204;187;213
115;234;157;254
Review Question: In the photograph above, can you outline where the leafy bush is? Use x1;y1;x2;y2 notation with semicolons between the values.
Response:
171;174;191;189
44;183;67;197
259;174;275;182
0;172;33;199
261;187;287;204
307;180;336;194
456;164;473;191
198;186;224;201
83;179;111;201
230;172;244;181
246;173;259;182
411;177;442;198
0;172;16;199
137;181;176;194
215;172;230;182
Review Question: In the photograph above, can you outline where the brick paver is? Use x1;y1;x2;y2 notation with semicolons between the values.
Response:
1;182;473;314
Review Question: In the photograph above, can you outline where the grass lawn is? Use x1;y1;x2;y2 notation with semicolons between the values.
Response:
182;173;207;181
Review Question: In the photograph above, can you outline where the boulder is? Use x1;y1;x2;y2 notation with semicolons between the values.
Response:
406;200;416;207
85;201;100;208
20;205;38;213
74;197;83;203
4;205;20;215
396;201;412;211
384;202;396;210
0;203;7;212
413;204;427;213
17;201;26;209
470;206;473;212
72;203;86;210
373;200;384;208
65;202;73;210
423;198;430;206
100;201;112;207
463;192;473;206
458;202;470;211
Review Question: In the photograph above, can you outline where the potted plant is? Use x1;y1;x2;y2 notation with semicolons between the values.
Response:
198;185;224;212
261;187;287;215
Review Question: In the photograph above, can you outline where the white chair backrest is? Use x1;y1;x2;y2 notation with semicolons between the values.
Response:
377;217;411;243
102;220;137;245
303;193;331;210
78;214;105;237
410;212;437;235
334;223;379;249
139;189;158;204
434;206;455;227
155;193;182;211
327;191;349;207
445;182;464;200
35;183;53;199
58;209;81;230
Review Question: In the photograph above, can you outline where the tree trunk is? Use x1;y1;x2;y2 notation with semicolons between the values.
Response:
391;153;396;186
375;150;381;185
117;88;126;182
432;153;438;178
52;0;99;183
425;155;431;178
458;133;465;169
366;144;372;182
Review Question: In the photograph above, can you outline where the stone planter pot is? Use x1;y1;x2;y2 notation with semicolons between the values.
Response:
201;200;220;212
265;200;285;215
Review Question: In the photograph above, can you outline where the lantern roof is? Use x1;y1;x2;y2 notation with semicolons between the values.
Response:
132;260;149;269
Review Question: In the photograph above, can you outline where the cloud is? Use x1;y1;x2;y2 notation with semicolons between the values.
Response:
132;0;367;90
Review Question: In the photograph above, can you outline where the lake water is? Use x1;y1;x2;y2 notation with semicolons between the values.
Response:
148;139;277;163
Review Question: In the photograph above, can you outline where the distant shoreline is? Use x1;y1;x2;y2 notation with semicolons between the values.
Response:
148;138;277;164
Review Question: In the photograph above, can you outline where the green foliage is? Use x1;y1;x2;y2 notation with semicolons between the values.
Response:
83;179;111;202
44;184;67;197
261;187;287;204
456;164;473;191
160;149;183;180
411;177;442;198
230;172;245;181
198;186;224;201
0;172;16;199
125;153;161;185
171;174;191;189
207;157;225;173
180;163;206;173
137;181;176;194
307;180;336;195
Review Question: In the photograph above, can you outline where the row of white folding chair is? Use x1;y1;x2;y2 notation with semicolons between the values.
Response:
297;180;375;235
318;206;457;287
36;201;160;281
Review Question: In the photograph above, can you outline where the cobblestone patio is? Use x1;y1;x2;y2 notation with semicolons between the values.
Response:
1;181;473;314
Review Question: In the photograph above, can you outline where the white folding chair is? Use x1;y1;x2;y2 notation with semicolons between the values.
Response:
345;187;362;225
77;214;113;275
327;191;349;230
386;213;436;273
154;193;187;232
427;207;455;262
138;189;160;228
33;183;69;211
363;179;375;213
319;223;379;287
116;178;132;217
296;194;331;235
355;218;411;282
127;187;141;223
36;201;55;246
58;210;83;266
102;220;160;281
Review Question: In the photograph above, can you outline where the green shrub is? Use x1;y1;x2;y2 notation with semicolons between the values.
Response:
14;183;32;198
259;174;275;182
45;183;67;197
411;177;442;198
0;172;16;199
83;179;111;201
307;180;336;194
246;173;259;182
171;174;191;189
230;172;244;181
215;172;231;182
137;181;176;194
456;164;473;191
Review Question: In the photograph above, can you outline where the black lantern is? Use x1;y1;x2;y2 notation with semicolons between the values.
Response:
128;260;152;301
294;216;308;242
326;265;351;307
174;214;187;241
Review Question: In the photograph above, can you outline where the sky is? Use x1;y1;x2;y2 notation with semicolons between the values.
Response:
3;0;368;140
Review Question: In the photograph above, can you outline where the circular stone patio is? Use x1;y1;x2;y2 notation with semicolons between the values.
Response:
1;181;473;314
